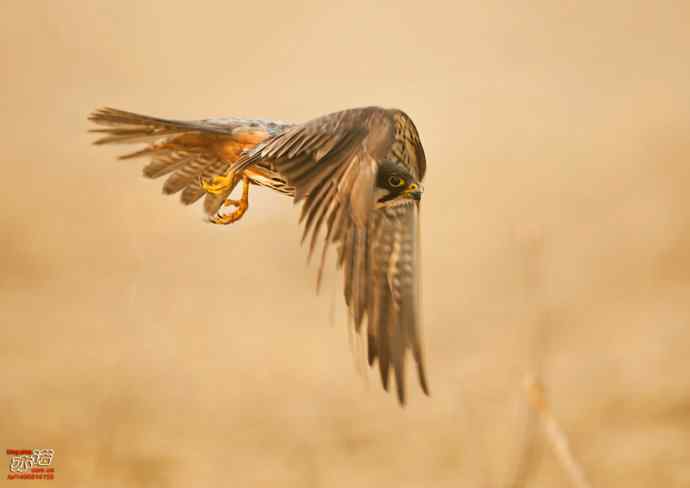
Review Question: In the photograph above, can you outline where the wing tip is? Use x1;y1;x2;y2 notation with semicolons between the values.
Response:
369;340;430;404
87;106;124;124
395;381;407;406
419;367;431;397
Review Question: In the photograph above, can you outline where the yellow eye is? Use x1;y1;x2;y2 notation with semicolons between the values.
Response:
388;176;405;187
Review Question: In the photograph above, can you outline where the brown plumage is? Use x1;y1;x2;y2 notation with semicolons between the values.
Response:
89;106;429;404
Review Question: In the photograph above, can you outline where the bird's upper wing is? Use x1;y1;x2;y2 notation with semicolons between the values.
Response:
235;106;428;403
88;107;292;215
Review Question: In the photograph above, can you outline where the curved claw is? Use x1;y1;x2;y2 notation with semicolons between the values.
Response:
207;174;251;226
210;204;247;225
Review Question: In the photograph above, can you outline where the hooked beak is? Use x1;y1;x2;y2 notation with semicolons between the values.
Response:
403;182;423;201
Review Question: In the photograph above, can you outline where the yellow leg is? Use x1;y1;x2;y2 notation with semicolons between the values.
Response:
210;174;250;225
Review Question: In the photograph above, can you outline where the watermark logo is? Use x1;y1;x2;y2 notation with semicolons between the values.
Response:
6;449;55;481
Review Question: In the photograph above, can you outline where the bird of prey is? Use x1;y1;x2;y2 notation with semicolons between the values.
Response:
89;106;429;404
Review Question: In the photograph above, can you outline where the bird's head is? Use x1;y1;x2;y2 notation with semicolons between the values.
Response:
375;160;423;205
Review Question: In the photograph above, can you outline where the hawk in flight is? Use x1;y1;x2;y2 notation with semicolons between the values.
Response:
89;106;429;404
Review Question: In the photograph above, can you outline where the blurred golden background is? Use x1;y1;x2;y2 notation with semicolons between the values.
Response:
2;1;690;486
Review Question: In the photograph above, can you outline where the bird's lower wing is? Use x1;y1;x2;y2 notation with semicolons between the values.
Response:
347;201;428;404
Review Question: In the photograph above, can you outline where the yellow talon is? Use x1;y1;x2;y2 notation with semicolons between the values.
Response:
208;174;251;226
201;174;233;195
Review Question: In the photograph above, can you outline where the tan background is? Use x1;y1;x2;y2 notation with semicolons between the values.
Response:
2;1;690;486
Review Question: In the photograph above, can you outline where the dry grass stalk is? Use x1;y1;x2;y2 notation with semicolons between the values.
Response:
525;376;593;488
